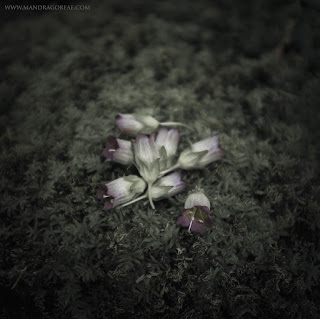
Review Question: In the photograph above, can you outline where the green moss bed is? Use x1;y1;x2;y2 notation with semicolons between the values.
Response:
1;0;320;318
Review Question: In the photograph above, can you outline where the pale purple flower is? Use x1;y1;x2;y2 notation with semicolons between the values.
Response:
177;191;214;234
103;136;134;165
155;127;180;170
132;134;160;184
178;135;225;170
116;113;160;136
150;170;187;200
98;175;146;210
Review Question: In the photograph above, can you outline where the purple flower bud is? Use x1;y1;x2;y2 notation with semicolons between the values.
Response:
177;191;214;234
155;127;180;170
150;170;187;200
133;134;160;184
178;135;225;170
103;136;134;165
116;113;160;136
98;175;146;210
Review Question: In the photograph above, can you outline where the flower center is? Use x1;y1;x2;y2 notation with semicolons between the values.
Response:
185;206;211;229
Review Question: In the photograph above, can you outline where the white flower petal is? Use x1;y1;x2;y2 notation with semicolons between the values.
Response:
155;127;168;147
198;148;225;167
107;177;132;199
133;134;160;183
150;171;186;199
149;186;170;199
113;193;136;207
154;171;181;187
134;135;156;165
178;149;200;169
139;115;160;128
105;175;146;208
112;138;134;165
117;139;132;149
156;128;180;157
116;114;144;135
192;135;219;152
184;192;210;210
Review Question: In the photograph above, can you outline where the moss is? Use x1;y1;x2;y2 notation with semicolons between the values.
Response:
1;0;319;318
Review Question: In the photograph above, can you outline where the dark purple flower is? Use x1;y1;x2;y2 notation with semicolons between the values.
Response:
177;191;214;234
98;175;146;210
103;136;134;165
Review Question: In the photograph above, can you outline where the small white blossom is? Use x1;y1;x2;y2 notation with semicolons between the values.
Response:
132;134;160;184
155;127;180;170
177;190;214;234
150;170;186;200
98;175;146;210
103;136;134;165
116;113;160;136
178;135;225;170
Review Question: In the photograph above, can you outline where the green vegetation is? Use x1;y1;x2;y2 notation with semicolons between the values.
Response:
1;0;319;318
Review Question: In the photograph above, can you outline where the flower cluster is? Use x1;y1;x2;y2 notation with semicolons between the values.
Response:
99;113;225;234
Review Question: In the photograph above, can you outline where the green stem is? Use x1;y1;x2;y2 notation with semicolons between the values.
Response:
160;122;193;130
117;194;147;209
159;163;180;176
148;183;155;209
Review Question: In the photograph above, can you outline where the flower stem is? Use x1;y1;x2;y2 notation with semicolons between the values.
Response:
117;194;147;208
160;122;193;130
159;163;180;176
148;183;155;209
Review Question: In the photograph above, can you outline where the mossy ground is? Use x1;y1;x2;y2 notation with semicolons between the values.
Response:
1;0;320;318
